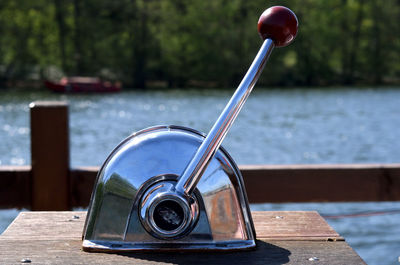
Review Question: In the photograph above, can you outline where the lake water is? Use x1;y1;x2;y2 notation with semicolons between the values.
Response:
0;88;399;264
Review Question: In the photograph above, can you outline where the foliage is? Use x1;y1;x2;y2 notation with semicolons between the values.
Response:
0;0;399;88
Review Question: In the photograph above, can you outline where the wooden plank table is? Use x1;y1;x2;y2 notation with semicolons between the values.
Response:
0;211;365;264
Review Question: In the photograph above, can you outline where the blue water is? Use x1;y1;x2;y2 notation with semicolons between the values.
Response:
0;88;399;264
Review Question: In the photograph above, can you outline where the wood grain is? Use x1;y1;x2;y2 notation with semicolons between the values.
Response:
2;211;341;241
241;164;400;202
252;211;342;240
0;239;364;265
70;164;400;207
1;211;86;239
0;211;365;264
30;101;70;210
1;164;400;209
0;166;31;208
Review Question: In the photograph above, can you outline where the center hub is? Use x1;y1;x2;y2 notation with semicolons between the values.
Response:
138;180;199;240
153;199;185;231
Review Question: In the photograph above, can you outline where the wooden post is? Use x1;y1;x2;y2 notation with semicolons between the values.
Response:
30;101;70;210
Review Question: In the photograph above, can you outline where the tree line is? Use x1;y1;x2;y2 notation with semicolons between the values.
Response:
0;0;399;89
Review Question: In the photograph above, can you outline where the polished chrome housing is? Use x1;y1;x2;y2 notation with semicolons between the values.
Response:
82;6;299;251
82;30;273;253
82;125;256;252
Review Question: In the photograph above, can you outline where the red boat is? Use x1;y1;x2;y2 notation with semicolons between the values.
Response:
45;77;121;93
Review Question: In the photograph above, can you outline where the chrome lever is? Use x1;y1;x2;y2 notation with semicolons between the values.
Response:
175;38;275;196
176;6;298;196
83;6;298;252
144;5;298;240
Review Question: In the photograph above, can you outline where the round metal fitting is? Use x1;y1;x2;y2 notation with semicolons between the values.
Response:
138;180;199;240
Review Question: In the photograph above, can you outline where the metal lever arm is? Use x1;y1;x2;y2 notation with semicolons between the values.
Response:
175;6;298;196
175;39;275;195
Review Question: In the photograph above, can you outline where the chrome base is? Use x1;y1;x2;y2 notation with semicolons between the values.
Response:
82;239;256;252
82;125;256;252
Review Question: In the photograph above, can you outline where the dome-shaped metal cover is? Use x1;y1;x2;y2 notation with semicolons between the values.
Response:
82;125;256;252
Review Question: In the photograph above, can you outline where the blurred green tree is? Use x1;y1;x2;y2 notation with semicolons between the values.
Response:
0;0;399;88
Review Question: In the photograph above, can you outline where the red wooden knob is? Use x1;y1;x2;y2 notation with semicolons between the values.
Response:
258;6;298;47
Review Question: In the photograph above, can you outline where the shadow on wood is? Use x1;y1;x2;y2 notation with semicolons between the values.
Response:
113;241;290;265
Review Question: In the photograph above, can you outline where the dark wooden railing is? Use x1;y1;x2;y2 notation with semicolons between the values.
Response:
1;101;399;210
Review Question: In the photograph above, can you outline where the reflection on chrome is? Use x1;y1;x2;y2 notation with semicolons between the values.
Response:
82;5;299;251
82;126;255;251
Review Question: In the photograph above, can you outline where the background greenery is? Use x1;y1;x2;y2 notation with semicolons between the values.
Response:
0;0;399;89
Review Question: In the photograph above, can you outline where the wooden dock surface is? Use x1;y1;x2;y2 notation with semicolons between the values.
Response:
0;211;365;264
